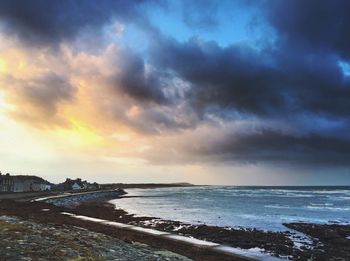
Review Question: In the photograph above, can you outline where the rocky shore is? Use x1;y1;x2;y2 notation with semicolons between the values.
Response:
1;191;349;260
284;223;350;260
70;201;350;260
0;199;240;261
0;215;190;261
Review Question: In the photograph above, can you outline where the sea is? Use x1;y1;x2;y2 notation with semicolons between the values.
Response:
110;186;350;231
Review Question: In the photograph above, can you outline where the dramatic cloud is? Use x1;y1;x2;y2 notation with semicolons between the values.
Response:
143;1;350;167
113;50;168;104
151;37;285;115
263;0;350;59
151;36;350;117
189;129;350;167
0;0;154;45
0;0;350;182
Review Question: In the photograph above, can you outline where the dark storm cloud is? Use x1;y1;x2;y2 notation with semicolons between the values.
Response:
148;0;350;118
145;1;350;166
115;50;168;105
0;0;152;45
151;36;350;117
263;0;350;59
258;0;350;116
187;129;350;167
151;37;286;116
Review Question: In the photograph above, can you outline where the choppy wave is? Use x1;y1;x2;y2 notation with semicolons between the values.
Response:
111;186;350;232
306;206;350;211
264;205;299;209
310;203;334;206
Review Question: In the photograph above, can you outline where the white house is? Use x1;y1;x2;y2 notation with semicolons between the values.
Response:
72;182;82;190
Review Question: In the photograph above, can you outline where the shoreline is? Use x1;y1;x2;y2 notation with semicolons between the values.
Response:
68;200;350;260
0;199;247;261
1;189;350;260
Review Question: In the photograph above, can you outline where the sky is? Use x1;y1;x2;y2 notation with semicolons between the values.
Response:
0;0;349;185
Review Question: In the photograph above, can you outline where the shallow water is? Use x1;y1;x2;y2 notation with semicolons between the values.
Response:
110;186;350;231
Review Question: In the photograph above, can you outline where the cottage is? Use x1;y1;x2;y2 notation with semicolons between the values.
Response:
72;182;82;190
58;178;99;191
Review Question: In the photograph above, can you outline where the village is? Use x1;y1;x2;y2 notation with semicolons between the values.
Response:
0;171;101;193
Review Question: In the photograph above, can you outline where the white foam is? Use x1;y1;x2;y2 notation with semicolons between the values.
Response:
310;203;333;206
264;205;296;209
173;225;188;231
306;206;350;211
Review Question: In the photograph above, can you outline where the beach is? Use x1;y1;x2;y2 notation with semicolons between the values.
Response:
0;187;350;260
0;189;247;261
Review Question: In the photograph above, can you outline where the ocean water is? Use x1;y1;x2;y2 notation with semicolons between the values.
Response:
110;186;350;231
